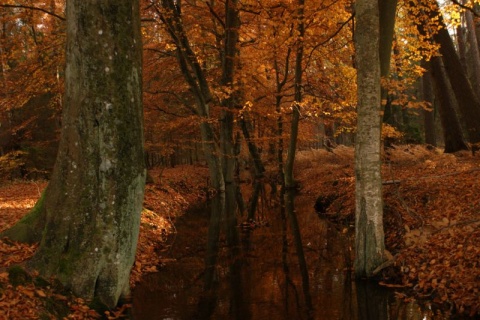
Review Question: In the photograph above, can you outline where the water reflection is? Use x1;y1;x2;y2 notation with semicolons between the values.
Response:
132;191;440;320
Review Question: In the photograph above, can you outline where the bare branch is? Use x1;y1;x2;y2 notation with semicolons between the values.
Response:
0;4;65;21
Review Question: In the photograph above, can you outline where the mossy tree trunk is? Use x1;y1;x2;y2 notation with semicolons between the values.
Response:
354;0;386;278
2;0;145;308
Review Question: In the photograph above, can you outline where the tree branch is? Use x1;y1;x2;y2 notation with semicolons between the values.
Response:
0;4;65;21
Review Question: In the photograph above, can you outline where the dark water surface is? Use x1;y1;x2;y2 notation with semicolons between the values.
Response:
132;194;442;320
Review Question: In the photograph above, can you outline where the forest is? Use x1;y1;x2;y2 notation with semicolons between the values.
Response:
0;0;479;319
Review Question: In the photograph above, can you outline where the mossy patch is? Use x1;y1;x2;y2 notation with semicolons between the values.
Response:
44;296;70;318
8;265;32;286
1;190;46;243
34;276;51;288
88;296;110;315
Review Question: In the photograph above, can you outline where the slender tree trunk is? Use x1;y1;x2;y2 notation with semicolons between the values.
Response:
428;57;469;152
220;0;239;187
354;0;386;278
284;0;305;189
421;65;437;146
158;0;225;191
457;24;468;72
3;0;146;307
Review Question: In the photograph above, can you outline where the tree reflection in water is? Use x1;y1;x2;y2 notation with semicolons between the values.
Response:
132;191;438;319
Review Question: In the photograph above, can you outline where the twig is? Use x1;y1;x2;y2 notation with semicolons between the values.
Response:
0;4;65;21
432;219;480;234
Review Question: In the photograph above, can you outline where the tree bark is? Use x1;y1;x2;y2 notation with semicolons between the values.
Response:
284;0;305;189
378;0;397;79
378;0;398;113
428;57;469;152
157;0;225;191
421;65;437;146
354;0;386;278
3;0;145;308
428;0;480;144
464;9;480;96
220;0;240;186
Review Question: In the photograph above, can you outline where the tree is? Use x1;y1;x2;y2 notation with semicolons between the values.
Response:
354;0;386;277
284;0;305;189
1;0;145;308
425;0;480;144
428;56;469;152
421;64;437;146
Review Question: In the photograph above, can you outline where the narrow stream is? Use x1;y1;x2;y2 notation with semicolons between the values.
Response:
132;193;439;319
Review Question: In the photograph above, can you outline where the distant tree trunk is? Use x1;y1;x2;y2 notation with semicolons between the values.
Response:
284;0;305;189
457;24;468;71
384;42;403;129
157;0;225;191
220;0;239;186
421;65;437;146
464;9;480;96
428;56;469;152
428;0;480;144
273;45;292;193
220;0;240;247
354;0;386;278
2;0;145;308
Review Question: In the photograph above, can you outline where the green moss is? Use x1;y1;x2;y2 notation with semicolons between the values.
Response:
44;296;70;318
0;190;47;243
8;265;32;287
88;296;109;315
38;313;51;320
58;257;72;276
34;276;50;288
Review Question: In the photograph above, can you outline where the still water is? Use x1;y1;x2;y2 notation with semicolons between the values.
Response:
132;193;441;320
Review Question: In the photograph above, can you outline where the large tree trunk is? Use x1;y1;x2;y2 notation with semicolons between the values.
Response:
2;0;145;308
354;0;386;278
428;56;469;152
427;0;480;144
464;9;480;96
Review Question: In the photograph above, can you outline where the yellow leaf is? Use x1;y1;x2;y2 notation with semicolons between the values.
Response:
35;289;47;298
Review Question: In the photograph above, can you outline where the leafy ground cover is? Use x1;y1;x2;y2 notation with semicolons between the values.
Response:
0;165;209;319
0;146;479;318
296;145;480;317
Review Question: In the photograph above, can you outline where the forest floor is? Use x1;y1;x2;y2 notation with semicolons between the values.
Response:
0;144;479;318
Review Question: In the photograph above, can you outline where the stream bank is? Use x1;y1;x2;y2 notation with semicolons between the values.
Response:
136;145;480;318
0;145;479;318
